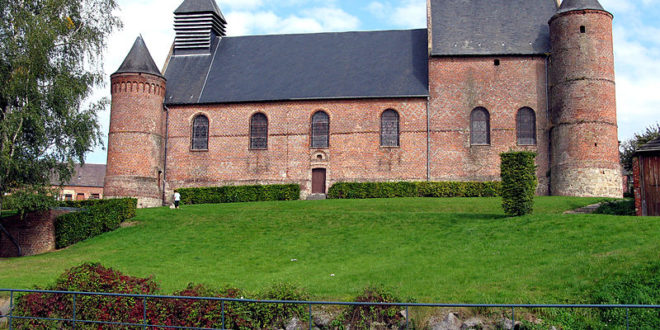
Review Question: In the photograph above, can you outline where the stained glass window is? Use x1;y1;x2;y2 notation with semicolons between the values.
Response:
311;111;329;148
516;107;536;145
381;109;400;147
250;113;268;149
471;108;490;145
191;115;209;150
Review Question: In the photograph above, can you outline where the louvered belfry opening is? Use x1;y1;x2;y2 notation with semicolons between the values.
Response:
174;0;227;52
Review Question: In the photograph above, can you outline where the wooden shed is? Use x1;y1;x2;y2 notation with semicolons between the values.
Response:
633;137;660;216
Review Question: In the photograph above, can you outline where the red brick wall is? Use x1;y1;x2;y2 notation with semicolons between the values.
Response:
549;10;622;198
428;56;551;194
105;73;166;207
633;157;642;216
0;210;70;258
164;98;428;198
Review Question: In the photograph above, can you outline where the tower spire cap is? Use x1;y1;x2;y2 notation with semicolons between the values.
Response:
174;0;226;24
556;0;608;15
113;35;164;78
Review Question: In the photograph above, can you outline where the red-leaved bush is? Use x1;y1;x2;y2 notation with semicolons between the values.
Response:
13;263;308;329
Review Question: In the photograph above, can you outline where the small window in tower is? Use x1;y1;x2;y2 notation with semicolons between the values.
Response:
580;26;586;33
494;59;500;66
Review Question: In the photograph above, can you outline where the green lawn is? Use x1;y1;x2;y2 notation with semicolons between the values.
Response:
1;197;658;304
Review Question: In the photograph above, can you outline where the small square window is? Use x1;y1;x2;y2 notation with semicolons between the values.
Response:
580;26;586;33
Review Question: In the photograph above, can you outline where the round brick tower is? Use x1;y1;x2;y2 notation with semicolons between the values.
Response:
548;0;622;197
105;36;167;208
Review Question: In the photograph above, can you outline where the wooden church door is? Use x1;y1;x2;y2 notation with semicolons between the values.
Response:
312;169;326;194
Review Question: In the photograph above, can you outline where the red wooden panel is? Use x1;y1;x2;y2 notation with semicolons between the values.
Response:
642;156;660;216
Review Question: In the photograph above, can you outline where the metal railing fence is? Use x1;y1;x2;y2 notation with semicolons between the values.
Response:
1;288;659;329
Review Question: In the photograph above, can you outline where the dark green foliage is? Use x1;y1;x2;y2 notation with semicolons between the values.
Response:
594;199;635;216
336;285;410;329
54;198;137;248
327;181;502;199
178;184;300;205
500;152;537;216
591;263;660;328
2;187;58;217
0;0;121;216
620;123;660;172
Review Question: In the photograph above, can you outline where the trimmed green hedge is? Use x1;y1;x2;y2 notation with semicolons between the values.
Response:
500;151;537;216
179;184;301;205
327;181;502;199
55;198;137;249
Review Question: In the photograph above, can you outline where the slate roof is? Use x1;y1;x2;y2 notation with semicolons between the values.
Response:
429;0;558;56
114;36;163;78
556;0;606;15
164;29;429;105
636;137;660;154
50;164;107;188
174;0;226;23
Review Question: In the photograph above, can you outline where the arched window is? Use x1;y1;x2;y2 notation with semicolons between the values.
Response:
516;107;536;145
311;111;329;148
191;115;209;150
381;109;400;147
250;113;268;149
470;107;490;145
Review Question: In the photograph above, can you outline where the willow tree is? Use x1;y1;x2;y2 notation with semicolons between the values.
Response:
0;0;121;253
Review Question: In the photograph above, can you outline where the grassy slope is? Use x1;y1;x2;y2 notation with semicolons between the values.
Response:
1;197;658;304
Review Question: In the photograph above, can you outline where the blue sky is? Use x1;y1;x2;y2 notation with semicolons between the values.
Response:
85;0;660;164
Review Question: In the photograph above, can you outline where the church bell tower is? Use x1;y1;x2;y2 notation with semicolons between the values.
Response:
548;0;622;197
105;36;167;208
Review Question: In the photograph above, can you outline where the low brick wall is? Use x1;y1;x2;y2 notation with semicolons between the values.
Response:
0;210;71;258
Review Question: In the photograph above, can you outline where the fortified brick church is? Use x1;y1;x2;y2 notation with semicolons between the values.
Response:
105;0;623;208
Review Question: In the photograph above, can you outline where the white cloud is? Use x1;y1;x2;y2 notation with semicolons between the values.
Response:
227;7;359;35
366;0;425;29
218;0;263;10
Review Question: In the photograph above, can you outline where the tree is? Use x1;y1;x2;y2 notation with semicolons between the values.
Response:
0;0;121;254
620;123;660;172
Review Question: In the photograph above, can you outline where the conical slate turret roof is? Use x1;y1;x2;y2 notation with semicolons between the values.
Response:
175;0;226;23
114;36;163;78
557;0;606;14
636;136;660;154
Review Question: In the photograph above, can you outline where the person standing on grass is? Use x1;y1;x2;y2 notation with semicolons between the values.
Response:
173;190;181;209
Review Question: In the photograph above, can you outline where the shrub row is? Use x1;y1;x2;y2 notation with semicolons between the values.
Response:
500;152;537;216
327;181;502;199
13;263;310;329
178;184;300;205
594;199;635;216
55;198;137;249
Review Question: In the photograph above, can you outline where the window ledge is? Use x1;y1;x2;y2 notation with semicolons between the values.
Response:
190;149;209;152
380;145;400;148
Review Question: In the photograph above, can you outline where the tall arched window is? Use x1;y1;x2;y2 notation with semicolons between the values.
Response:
191;115;209;150
381;109;400;147
470;107;490;145
516;107;536;145
311;111;329;148
250;113;268;149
